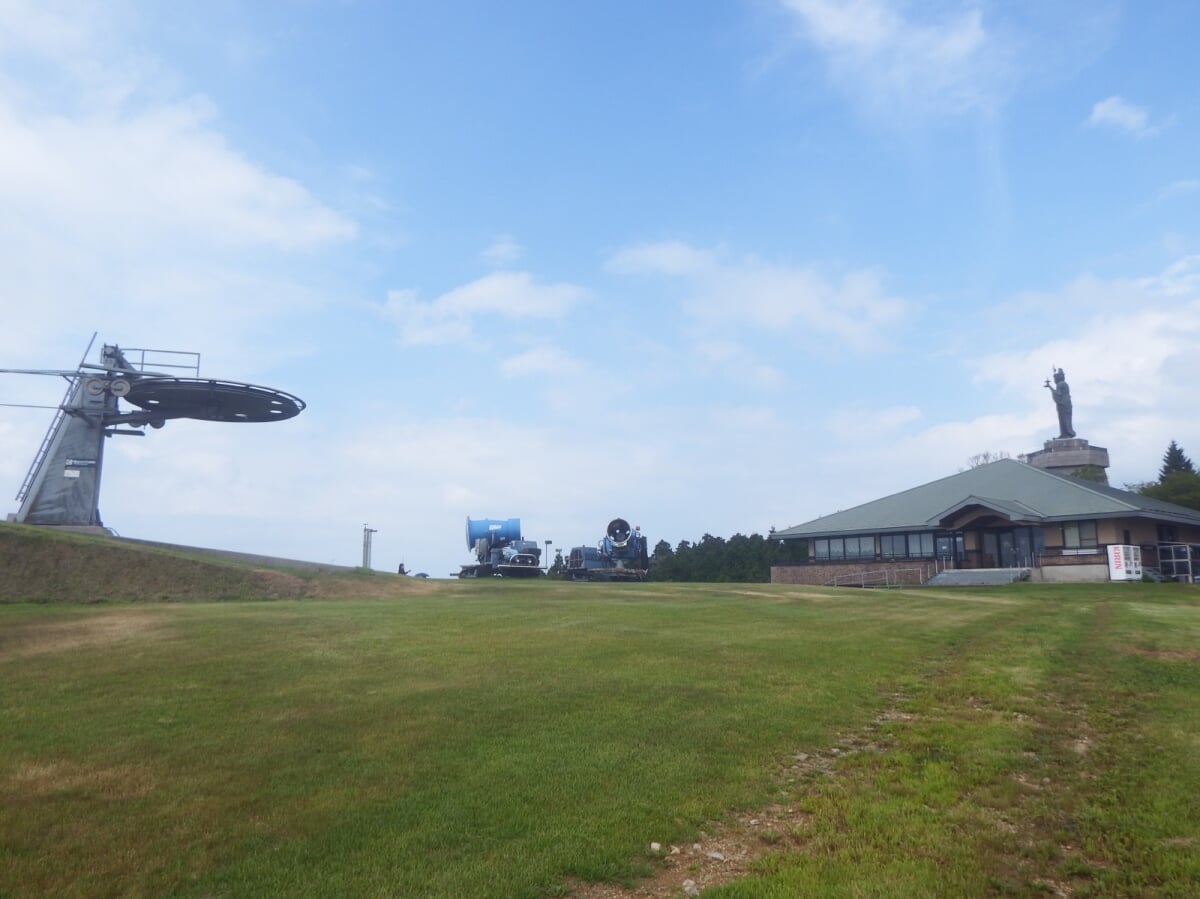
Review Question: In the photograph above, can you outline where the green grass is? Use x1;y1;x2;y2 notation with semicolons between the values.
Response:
1;580;1198;897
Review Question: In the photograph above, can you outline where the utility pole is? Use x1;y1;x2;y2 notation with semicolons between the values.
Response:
545;540;552;570
362;523;378;570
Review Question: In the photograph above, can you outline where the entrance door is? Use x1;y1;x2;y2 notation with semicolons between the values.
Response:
1015;529;1033;567
989;527;1044;568
935;535;953;561
935;534;962;568
998;532;1016;567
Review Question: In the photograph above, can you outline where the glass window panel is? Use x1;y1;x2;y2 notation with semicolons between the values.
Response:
1064;524;1080;548
1080;521;1097;547
814;539;829;560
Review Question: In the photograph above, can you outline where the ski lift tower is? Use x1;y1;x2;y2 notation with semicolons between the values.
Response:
3;335;305;530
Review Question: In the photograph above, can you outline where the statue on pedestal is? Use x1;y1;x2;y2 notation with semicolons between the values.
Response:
1044;368;1075;439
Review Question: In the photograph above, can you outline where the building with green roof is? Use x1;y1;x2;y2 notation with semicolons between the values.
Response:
770;459;1200;585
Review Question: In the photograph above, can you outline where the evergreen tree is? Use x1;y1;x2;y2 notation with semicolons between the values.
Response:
1141;471;1200;512
1159;440;1196;481
649;540;677;580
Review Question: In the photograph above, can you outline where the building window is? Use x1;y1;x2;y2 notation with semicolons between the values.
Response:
908;532;934;558
814;537;847;560
813;536;875;561
877;532;939;559
847;536;874;560
1062;521;1098;549
1158;524;1179;543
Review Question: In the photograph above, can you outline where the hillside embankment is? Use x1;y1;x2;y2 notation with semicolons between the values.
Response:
0;524;434;602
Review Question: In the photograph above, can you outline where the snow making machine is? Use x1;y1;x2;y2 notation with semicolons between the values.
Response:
567;517;650;581
454;517;544;578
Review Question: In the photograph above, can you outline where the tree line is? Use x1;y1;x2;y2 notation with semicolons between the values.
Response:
647;532;807;583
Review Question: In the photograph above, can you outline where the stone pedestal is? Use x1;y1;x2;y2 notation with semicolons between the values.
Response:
1024;438;1110;480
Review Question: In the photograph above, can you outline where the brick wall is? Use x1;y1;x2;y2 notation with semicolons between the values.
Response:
771;562;928;587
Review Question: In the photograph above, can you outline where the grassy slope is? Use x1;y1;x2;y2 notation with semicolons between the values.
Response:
0;523;422;602
1;533;1197;897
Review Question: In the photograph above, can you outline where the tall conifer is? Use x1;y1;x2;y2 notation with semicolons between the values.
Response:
1159;440;1196;482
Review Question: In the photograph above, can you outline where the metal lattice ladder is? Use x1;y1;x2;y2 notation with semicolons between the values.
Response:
14;376;78;503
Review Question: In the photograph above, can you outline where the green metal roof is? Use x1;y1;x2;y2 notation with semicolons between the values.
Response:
772;458;1200;539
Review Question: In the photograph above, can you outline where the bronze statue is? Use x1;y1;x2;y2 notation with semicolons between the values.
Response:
1044;368;1075;438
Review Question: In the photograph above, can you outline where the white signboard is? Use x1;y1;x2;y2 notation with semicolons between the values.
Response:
1107;545;1142;581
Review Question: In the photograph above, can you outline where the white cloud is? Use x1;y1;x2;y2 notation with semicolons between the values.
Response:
693;340;785;389
798;255;1200;514
779;0;1011;118
0;0;358;369
1155;255;1200;296
499;346;584;378
1160;179;1200;200
1087;95;1154;136
607;240;715;276
965;255;1200;480
0;1;121;72
975;257;1200;396
0;98;357;251
382;272;586;346
480;234;523;266
610;241;909;351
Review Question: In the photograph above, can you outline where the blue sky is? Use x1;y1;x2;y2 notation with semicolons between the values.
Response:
2;0;1198;576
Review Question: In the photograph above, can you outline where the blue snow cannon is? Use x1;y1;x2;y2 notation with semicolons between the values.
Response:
456;517;543;578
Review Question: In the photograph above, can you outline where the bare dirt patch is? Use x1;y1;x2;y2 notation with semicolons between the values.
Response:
312;573;446;599
0;611;166;659
243;568;446;598
1125;645;1200;663
567;697;907;898
567;810;811;898
7;760;156;802
248;568;320;598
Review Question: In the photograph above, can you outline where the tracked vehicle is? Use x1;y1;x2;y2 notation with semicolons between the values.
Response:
455;517;543;578
567;518;649;581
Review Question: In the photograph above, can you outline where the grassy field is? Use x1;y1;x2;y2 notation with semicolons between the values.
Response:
1;572;1198;897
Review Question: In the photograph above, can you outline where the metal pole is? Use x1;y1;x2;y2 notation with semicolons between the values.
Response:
362;524;377;570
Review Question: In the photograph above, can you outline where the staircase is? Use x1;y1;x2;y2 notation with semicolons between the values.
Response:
926;568;1032;587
